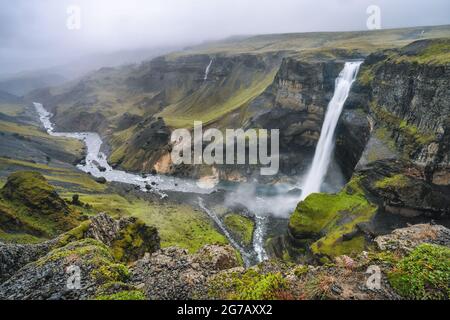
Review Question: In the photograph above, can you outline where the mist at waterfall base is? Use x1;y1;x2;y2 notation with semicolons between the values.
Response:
224;183;299;218
300;61;362;201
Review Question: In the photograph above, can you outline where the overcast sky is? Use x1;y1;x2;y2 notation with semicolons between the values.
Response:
1;0;449;74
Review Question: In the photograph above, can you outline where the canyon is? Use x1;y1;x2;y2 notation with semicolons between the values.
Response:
1;25;449;300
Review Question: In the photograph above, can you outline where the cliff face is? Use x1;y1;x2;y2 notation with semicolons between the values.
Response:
243;57;370;178
281;39;450;263
353;39;450;185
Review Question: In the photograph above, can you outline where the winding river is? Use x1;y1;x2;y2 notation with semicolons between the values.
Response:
34;102;290;265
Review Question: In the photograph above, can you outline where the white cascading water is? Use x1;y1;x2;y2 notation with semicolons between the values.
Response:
204;59;213;80
198;198;253;266
300;61;363;201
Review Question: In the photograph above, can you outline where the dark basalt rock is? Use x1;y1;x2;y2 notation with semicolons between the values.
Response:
359;159;450;221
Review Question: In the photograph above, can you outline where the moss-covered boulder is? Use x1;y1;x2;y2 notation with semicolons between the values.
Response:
0;239;132;300
56;212;161;263
0;171;81;239
358;160;450;218
285;158;450;262
111;217;160;263
288;178;377;260
223;213;254;247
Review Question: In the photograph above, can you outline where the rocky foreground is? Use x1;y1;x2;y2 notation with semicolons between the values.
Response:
1;210;448;300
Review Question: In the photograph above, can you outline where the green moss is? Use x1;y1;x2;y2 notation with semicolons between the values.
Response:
358;67;375;85
37;238;113;266
374;174;410;189
73;193;228;253
370;103;436;156
209;269;288;300
0;171;81;239
293;265;309;277
288;177;377;259
223;213;254;247
54;220;91;247
91;263;130;283
388;244;450;300
392;39;450;65
95;290;146;300
110;218;159;262
368;251;400;267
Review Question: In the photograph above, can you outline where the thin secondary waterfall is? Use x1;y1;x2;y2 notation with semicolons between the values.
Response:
198;198;253;266
300;61;362;201
203;59;213;80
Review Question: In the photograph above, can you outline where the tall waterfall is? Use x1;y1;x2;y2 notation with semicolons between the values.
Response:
204;59;213;80
300;61;362;201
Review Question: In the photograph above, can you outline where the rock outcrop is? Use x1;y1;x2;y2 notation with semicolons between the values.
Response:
130;245;241;300
375;223;450;253
0;239;130;300
0;171;81;239
353;39;450;185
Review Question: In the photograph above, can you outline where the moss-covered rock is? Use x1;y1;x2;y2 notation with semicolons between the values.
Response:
288;178;377;259
223;213;254;247
0;238;131;300
111;217;160;263
0;171;81;240
208;268;288;300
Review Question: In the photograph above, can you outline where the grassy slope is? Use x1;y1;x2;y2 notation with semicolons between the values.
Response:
0;102;84;158
160;68;277;128
61;192;228;253
223;213;255;247
180;25;450;56
0;171;82;241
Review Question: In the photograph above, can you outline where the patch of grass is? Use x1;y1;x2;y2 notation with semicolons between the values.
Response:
0;120;84;156
0;171;81;239
388;244;450;300
0;158;106;193
209;269;288;300
95;290;146;300
61;193;228;253
223;213;254;247
0;103;25;116
0;227;45;244
374;174;410;189
392;39;450;65
304;273;336;300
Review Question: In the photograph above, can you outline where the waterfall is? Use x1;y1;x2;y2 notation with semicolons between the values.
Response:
300;61;362;201
203;59;213;81
198;197;252;266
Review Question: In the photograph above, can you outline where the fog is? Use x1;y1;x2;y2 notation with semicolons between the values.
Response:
1;0;449;74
